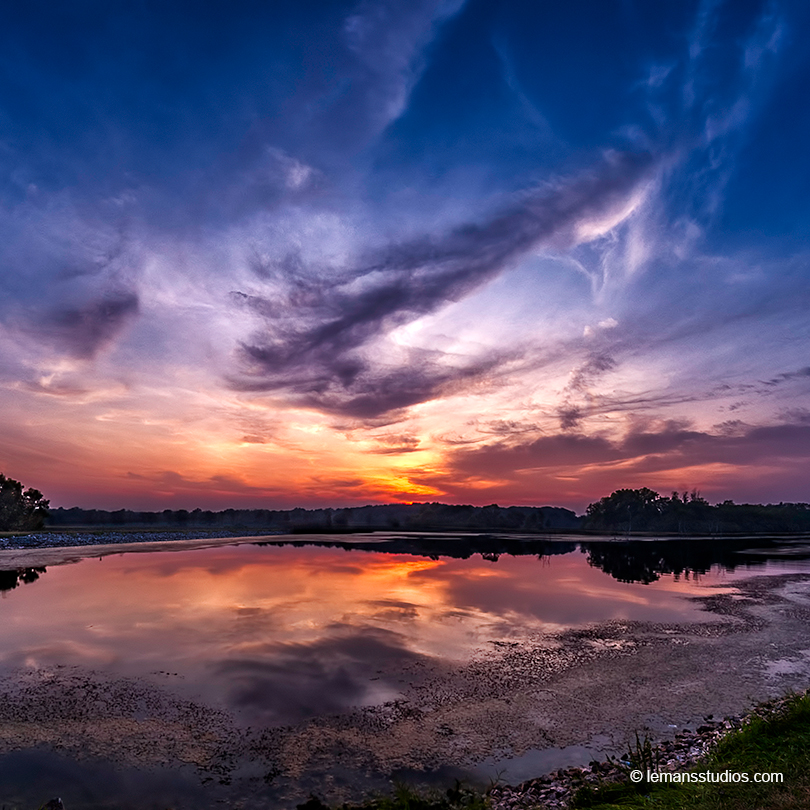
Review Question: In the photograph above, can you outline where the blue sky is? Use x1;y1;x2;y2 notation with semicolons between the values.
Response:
0;0;808;510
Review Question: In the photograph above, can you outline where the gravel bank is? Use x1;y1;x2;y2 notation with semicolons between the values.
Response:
0;528;279;551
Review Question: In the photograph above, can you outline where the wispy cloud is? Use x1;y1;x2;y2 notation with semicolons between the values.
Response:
418;416;810;507
229;151;654;418
0;1;808;510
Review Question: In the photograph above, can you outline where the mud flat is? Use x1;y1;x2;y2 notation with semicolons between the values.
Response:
2;555;810;806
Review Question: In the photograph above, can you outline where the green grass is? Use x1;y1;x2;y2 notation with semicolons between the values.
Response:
571;691;810;810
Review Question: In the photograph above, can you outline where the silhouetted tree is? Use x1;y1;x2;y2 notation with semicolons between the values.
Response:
585;487;664;532
0;474;50;531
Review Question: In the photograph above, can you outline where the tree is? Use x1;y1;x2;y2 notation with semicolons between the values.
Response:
0;474;50;531
584;488;664;532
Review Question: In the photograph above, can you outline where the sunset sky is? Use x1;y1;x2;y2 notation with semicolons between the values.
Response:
1;0;809;512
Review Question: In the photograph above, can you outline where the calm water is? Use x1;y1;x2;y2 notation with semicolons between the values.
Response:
1;534;809;807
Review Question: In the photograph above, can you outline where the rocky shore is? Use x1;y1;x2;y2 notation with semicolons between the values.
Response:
0;528;278;551
488;690;804;810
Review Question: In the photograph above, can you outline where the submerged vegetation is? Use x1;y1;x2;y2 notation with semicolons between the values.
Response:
297;782;490;810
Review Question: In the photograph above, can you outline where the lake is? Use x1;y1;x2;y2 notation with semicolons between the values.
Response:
2;533;810;808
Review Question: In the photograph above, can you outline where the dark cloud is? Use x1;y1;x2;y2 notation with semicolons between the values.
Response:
368;433;422;454
229;151;654;418
556;351;618;429
125;470;285;497
33;290;139;359
446;433;620;479
425;418;810;506
241;434;268;444
763;366;810;387
625;421;810;472
480;419;539;436
558;406;583;430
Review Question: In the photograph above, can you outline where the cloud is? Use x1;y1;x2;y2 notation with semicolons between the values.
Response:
0;0;807;514
229;150;655;418
125;469;284;498
763;366;810;387
342;0;467;132
446;433;620;478
367;433;422;454
30;290;139;359
556;351;618;429
421;416;810;507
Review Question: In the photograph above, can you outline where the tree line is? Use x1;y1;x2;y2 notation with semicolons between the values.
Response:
45;502;582;532
583;487;810;533
2;470;809;534
0;474;49;531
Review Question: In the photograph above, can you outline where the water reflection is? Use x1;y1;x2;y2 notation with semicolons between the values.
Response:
214;627;421;722
257;532;810;583
0;537;808;726
582;536;810;583
0;566;45;592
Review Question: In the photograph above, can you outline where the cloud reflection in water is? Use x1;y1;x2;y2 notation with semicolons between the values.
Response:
0;541;754;724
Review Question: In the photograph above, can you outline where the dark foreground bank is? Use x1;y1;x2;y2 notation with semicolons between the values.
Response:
294;690;810;810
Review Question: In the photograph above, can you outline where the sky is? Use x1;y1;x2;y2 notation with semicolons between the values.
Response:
1;0;809;512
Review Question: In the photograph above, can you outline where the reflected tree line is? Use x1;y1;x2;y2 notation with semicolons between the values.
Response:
579;537;804;584
262;532;810;584
0;567;46;593
1;533;807;593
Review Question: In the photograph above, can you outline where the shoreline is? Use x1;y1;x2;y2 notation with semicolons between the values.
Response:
488;688;810;810
0;532;281;570
4;527;810;574
3;533;810;808
2;565;810;806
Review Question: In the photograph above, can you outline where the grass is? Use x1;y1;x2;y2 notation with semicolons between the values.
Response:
571;691;810;810
302;692;810;810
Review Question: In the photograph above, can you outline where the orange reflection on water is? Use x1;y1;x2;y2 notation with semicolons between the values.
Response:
0;541;740;723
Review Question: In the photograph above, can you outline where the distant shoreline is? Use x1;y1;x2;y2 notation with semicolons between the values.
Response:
3;527;810;579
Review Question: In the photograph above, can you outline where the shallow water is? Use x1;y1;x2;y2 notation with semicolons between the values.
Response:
1;534;809;807
0;541;764;721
